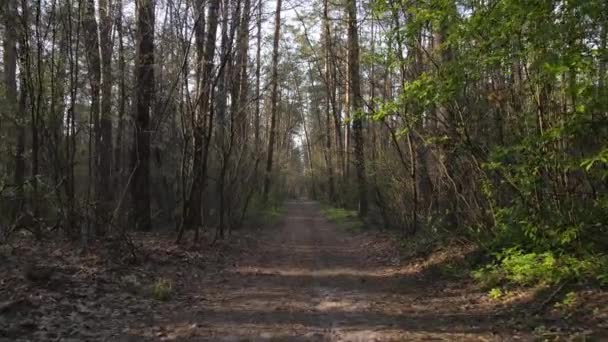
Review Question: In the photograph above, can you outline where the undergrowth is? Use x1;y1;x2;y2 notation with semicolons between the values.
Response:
245;197;286;228
320;205;364;232
472;248;608;289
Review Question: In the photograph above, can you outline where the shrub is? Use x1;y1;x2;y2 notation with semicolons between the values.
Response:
500;249;561;285
473;248;608;287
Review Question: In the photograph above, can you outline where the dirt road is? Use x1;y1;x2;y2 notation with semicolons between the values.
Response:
126;200;532;341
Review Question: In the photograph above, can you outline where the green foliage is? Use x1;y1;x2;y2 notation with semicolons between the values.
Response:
246;202;286;229
500;249;561;285
322;207;356;222
321;206;364;233
581;148;608;175
472;264;504;289
152;278;172;301
488;287;504;300
554;291;578;310
473;248;608;287
370;0;608;291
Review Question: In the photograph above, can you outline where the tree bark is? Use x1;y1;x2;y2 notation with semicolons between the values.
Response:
3;0;25;217
98;0;114;227
132;0;155;231
114;0;126;183
346;0;368;217
178;0;221;241
262;0;283;202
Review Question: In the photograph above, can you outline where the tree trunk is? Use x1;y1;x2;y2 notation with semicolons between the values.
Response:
322;0;336;202
132;0;155;231
114;0;126;184
262;0;283;202
254;0;262;152
178;0;221;241
3;0;25;217
346;0;368;217
82;0;101;238
98;0;114;228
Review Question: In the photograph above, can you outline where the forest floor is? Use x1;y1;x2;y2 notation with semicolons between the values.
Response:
1;200;607;341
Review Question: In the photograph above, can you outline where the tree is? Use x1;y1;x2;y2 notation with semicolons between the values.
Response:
178;0;221;241
262;0;283;202
132;0;155;231
346;0;367;217
98;0;114;224
3;0;25;217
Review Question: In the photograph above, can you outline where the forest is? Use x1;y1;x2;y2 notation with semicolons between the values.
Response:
1;0;607;340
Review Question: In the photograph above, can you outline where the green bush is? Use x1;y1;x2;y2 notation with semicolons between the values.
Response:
472;248;608;287
500;249;561;285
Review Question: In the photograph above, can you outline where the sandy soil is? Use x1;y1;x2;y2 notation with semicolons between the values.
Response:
124;200;534;341
4;200;605;341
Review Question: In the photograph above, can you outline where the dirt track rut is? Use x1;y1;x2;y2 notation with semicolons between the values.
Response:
128;200;530;341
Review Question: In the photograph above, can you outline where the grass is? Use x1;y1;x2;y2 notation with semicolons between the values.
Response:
152;278;172;301
245;200;286;228
258;205;286;226
321;206;365;233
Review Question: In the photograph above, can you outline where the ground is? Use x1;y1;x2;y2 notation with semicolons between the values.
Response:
1;200;607;341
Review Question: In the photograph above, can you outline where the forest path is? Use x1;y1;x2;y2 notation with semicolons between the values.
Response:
128;200;530;341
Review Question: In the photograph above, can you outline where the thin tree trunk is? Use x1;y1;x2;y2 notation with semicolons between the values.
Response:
114;0;126;184
346;0;368;217
98;0;114;230
322;0;336;202
178;0;221;241
254;0;262;152
262;0;283;202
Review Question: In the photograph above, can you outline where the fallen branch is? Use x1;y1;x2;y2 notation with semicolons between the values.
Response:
531;281;568;315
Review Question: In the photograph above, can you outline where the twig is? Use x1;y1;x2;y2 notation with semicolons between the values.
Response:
532;281;568;315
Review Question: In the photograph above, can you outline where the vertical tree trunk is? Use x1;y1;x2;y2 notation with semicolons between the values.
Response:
178;0;221;241
114;0;126;183
82;0;101;239
254;0;262;153
232;0;250;137
65;0;83;235
98;0;114;227
262;0;283;202
321;0;336;202
3;0;25;217
215;0;233;240
132;0;155;231
433;8;457;227
18;0;38;228
343;39;351;183
346;0;368;217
